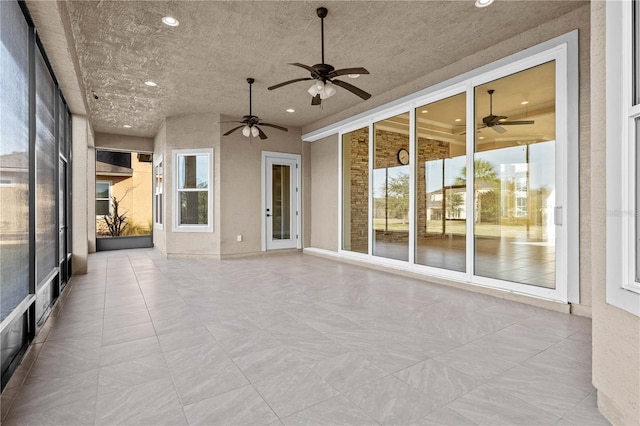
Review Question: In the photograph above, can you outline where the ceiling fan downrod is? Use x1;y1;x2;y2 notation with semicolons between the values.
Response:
247;77;254;118
317;7;328;65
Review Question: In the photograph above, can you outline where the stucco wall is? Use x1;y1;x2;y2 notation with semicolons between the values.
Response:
310;135;338;251
153;121;167;255
590;2;640;424
71;115;90;273
94;132;154;153
162;113;221;257
218;116;303;257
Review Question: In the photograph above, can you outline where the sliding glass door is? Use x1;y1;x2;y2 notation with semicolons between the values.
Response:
338;49;569;301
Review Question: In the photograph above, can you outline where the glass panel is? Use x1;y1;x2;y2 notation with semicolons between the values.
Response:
634;0;640;105
96;182;110;199
636;117;640;282
373;113;410;261
59;160;66;263
96;150;153;237
415;93;467;271
342;127;369;253
35;47;57;288
180;191;207;225
179;155;208;189
474;61;556;289
272;164;291;240
96;200;110;216
155;161;163;225
0;0;30;322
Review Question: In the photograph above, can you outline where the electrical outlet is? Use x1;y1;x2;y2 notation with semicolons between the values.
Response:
236;234;243;242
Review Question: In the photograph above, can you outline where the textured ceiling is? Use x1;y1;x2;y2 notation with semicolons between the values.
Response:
28;1;585;138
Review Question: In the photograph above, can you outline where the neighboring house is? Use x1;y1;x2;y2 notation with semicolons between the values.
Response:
95;150;152;236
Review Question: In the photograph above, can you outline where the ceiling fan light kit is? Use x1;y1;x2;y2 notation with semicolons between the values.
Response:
268;7;371;106
222;78;288;140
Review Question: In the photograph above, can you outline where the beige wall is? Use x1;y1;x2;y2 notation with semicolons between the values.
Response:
160;113;221;257
71;115;90;274
153;121;167;255
218;116;303;256
309;135;339;251
94;132;154;153
590;2;640;424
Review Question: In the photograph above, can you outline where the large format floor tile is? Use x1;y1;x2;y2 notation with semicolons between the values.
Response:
1;249;609;425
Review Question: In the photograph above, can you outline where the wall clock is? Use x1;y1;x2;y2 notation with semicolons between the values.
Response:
397;148;409;165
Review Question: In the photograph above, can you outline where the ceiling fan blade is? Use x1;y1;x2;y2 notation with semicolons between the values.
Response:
311;94;321;106
268;77;313;91
217;121;244;124
255;126;268;140
331;79;371;100
499;120;535;125
491;125;507;134
223;125;245;136
328;67;370;78
260;123;288;132
288;62;316;73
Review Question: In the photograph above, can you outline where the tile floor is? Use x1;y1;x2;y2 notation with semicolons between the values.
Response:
1;249;610;425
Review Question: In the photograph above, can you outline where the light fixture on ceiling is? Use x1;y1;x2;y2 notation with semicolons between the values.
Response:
144;80;157;87
242;125;259;137
479;136;485;140
162;16;179;27
455;118;462;122
307;80;337;100
347;74;360;79
521;100;529;105
123;124;132;128
475;0;494;8
286;108;295;113
421;110;428;114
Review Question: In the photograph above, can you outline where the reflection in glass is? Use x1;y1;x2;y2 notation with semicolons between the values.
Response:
373;113;410;261
415;93;466;271
36;47;57;288
180;192;207;225
177;154;209;226
272;164;291;240
0;0;30;321
474;61;556;288
342;127;369;253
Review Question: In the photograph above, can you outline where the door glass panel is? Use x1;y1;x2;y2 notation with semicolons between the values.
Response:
59;160;66;263
342;127;369;253
373;113;410;261
474;61;556;288
415;93;466;271
272;164;291;240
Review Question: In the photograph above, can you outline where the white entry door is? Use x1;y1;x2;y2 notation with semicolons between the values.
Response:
263;152;301;251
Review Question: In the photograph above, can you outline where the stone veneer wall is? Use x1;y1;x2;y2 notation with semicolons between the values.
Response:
344;127;450;250
345;128;369;251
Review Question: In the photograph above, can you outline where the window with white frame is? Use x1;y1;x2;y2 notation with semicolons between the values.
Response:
96;181;111;217
172;149;213;232
606;0;640;316
154;156;163;228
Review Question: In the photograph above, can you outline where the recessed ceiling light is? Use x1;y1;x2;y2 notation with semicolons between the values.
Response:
162;16;179;27
123;124;132;128
479;136;485;140
347;74;360;79
498;118;507;122
286;108;295;113
144;80;157;87
455;118;462;122
475;0;494;8
521;100;529;105
421;110;428;114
